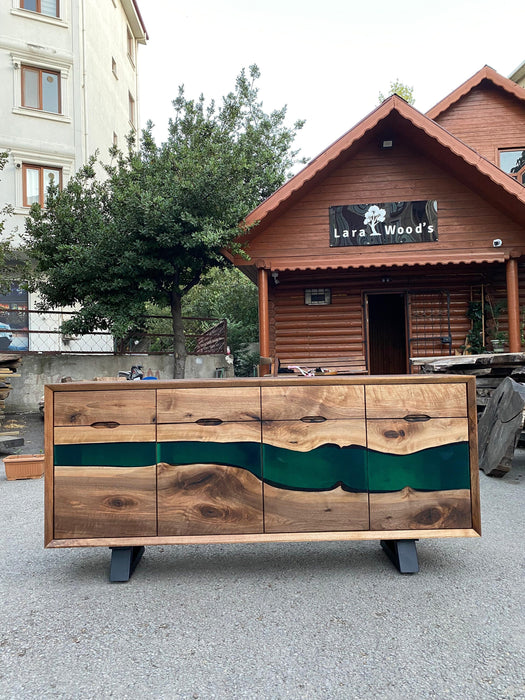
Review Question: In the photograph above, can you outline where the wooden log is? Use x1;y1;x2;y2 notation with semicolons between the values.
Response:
478;377;525;477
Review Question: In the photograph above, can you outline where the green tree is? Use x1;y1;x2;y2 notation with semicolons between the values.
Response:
0;152;15;289
378;79;415;106
23;66;304;377
182;267;258;352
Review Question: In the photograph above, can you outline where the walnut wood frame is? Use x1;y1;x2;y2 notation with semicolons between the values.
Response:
44;375;481;550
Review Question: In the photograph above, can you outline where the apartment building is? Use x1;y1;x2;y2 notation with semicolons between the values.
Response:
0;0;147;351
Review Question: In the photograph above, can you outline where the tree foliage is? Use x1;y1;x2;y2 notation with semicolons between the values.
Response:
0;152;15;291
378;79;415;106
23;66;304;376
182;266;259;353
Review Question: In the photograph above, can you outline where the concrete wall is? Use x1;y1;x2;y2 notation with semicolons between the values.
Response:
6;353;234;412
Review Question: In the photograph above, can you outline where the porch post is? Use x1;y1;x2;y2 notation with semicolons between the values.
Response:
506;257;521;353
258;267;270;374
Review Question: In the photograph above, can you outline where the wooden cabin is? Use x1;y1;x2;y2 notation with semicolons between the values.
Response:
229;66;525;375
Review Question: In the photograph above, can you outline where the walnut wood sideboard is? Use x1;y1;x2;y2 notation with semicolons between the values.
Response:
44;375;481;580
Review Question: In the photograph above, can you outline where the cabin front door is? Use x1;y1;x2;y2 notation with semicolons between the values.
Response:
366;293;408;374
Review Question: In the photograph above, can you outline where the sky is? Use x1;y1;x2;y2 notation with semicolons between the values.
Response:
137;0;524;166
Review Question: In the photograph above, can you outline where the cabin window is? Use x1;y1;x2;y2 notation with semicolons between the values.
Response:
499;149;525;185
305;288;331;306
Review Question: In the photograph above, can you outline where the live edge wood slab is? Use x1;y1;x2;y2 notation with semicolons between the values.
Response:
44;375;481;578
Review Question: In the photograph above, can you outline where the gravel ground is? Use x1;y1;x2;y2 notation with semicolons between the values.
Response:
0;413;524;699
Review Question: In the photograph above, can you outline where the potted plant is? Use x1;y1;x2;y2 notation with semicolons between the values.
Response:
3;453;45;480
490;330;508;353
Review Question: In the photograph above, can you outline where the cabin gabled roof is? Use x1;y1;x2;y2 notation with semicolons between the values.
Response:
241;92;525;240
426;65;525;121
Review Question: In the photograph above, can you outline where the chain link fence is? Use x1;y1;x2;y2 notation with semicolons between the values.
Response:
0;308;227;355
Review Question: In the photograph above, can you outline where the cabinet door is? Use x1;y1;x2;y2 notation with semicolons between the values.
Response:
157;421;263;536
366;383;472;531
54;389;156;425
54;422;157;539
157;386;260;423
262;419;368;533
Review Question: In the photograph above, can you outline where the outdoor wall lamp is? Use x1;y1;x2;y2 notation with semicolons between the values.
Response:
271;270;279;284
381;139;393;149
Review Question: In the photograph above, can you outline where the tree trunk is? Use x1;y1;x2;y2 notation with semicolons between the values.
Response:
170;291;187;378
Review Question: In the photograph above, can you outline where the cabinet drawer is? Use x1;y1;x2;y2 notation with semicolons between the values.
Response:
262;385;365;420
365;383;467;419
55;424;156;445
157;421;261;445
157;387;260;423
54;390;156;426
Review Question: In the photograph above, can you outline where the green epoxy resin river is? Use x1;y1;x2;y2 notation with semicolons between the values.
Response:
55;440;470;493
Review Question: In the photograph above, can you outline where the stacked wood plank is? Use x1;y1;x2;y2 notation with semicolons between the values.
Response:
0;354;22;424
412;353;525;413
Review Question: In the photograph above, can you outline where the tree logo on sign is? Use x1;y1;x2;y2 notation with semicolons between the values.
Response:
363;205;386;236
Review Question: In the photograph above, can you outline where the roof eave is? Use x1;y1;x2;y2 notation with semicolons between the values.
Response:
122;0;148;43
241;94;525;239
426;65;525;121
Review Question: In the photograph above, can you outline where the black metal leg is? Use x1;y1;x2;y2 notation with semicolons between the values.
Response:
380;539;419;574
109;546;145;582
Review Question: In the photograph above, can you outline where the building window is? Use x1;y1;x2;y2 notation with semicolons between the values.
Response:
20;0;59;17
128;92;135;127
112;57;118;78
22;164;62;207
127;27;135;64
500;149;525;185
305;288;331;306
21;65;61;113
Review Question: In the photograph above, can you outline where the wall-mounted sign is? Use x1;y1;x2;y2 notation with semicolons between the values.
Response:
329;200;438;247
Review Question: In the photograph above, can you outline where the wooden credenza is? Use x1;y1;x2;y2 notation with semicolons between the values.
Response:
45;376;481;578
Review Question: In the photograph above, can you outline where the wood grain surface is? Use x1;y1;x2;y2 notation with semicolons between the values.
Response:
262;419;366;450
369;487;472;530
264;484;369;533
54;465;157;538
54;390;156;426
157;421;262;444
262;384;365;420
157;387;261;423
54;424;156;445
366;418;469;454
157;463;263;535
365;383;467;419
